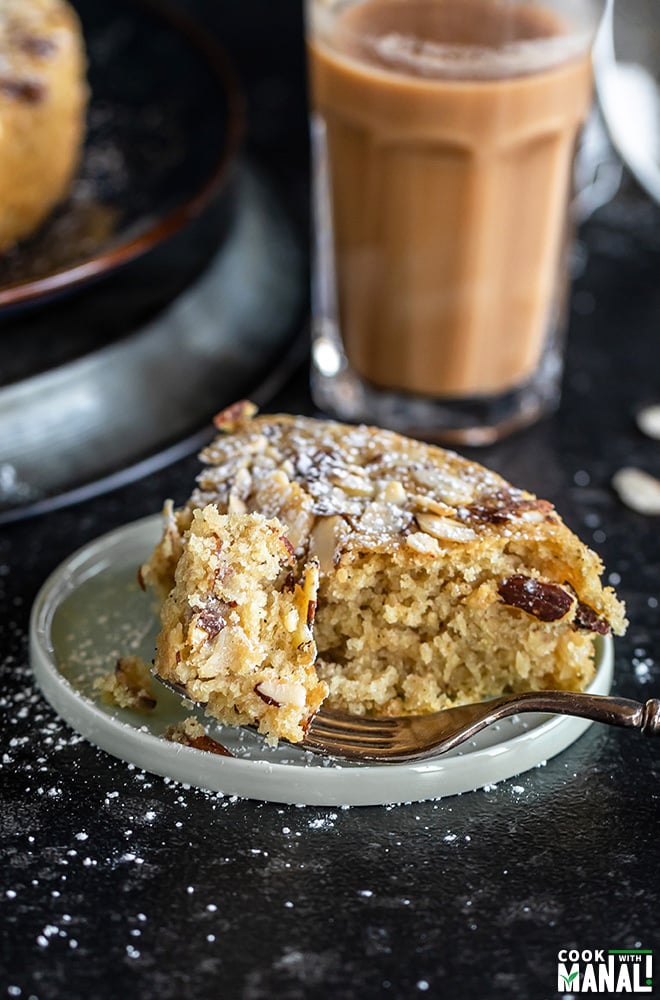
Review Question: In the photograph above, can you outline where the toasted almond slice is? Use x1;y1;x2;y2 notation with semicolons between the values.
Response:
227;494;247;515
309;515;346;573
405;531;440;555
412;466;475;504
255;679;307;709
415;512;477;542
411;493;454;517
519;508;547;524
337;473;374;498
380;480;406;505
357;501;412;536
213;400;258;431
292;559;320;647
233;466;252;498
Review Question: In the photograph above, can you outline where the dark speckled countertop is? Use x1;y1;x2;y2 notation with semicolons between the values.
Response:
1;2;659;998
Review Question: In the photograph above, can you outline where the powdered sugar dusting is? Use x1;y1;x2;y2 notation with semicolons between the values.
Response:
188;411;561;572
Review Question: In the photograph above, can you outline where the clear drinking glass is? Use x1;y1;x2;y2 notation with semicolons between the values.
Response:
307;0;605;443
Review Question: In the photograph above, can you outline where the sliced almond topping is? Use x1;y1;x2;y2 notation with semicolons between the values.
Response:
282;507;316;553
255;680;307;709
466;492;556;526
292;560;320;645
309;515;346;574
227;494;247;515
415;513;477;542
405;531;440;555
519;508;547;524
246;434;269;456
233;466;252;498
159;499;184;559
251;473;315;551
331;472;374;498
411;493;454;517
213;400;258;432
412;466;475;505
380;480;406;505
268;469;291;490
356;501;412;536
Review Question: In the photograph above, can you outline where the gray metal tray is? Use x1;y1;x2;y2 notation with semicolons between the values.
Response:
0;168;305;521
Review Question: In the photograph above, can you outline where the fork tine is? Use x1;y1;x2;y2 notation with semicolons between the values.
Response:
311;710;399;728
304;732;391;750
305;726;397;748
306;715;398;743
302;735;392;759
303;710;402;757
308;711;398;736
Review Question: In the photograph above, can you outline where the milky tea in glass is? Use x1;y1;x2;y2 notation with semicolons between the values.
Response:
307;0;602;443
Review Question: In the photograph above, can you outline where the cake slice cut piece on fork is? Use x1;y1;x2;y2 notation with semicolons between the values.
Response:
154;506;327;745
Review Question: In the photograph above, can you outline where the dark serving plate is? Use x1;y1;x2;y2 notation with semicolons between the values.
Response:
0;0;243;310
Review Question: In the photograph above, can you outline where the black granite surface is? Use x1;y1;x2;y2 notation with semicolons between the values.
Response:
1;2;659;999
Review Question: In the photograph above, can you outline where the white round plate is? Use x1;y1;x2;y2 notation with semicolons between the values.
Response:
30;515;614;807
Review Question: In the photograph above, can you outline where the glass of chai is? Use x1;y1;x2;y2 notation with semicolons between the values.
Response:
307;0;605;444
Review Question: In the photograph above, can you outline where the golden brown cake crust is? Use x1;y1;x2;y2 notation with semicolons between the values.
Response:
0;0;87;251
143;403;626;724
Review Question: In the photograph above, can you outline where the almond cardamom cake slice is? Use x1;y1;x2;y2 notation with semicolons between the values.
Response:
143;402;626;739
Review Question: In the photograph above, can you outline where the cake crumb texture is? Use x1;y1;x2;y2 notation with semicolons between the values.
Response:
154;507;327;745
165;717;233;757
97;655;156;713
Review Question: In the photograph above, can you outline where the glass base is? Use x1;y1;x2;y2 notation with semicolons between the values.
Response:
311;323;563;446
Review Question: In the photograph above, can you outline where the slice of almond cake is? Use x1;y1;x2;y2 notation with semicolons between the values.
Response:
143;402;626;741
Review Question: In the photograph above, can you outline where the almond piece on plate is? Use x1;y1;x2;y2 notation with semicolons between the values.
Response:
613;467;660;516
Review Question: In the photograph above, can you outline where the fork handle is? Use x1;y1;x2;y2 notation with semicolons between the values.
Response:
639;698;660;736
492;691;660;736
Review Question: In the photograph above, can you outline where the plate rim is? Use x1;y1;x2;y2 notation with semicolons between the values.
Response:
0;0;245;310
29;514;615;807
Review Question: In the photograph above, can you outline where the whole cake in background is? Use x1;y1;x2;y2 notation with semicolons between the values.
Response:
0;0;87;253
141;403;627;744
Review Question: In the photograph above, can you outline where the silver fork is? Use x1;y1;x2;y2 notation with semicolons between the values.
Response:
302;691;660;763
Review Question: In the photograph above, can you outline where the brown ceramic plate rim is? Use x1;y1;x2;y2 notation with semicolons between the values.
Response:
0;0;245;310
